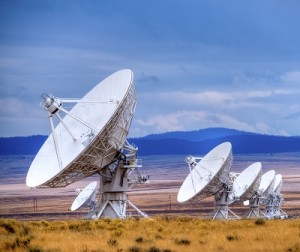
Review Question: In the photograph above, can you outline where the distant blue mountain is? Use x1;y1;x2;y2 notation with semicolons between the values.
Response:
0;128;299;155
129;127;300;155
0;135;47;155
130;134;300;155
142;128;256;142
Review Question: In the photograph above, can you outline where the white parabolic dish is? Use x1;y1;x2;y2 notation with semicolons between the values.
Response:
26;69;136;188
273;174;283;195
71;181;98;211
258;170;276;196
177;142;232;203
228;162;262;202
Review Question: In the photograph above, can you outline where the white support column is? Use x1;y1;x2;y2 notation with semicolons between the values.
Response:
58;106;99;133
48;112;63;170
94;147;148;219
56;113;77;141
247;197;266;218
213;187;239;220
127;200;148;218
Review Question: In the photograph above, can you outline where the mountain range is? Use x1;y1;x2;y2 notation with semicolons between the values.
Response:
1;128;300;156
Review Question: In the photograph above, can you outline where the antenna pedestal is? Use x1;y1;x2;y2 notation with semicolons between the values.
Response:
97;192;127;218
247;197;265;218
84;201;97;219
263;194;287;219
96;192;148;219
96;146;148;219
264;195;274;219
273;195;287;219
213;187;239;220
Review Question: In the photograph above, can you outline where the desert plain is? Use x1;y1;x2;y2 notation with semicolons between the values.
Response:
0;153;299;220
0;153;300;252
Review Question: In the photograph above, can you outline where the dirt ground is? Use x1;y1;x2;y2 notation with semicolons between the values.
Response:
0;154;299;220
0;177;299;220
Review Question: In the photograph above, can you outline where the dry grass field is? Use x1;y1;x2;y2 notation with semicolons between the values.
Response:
1;217;300;252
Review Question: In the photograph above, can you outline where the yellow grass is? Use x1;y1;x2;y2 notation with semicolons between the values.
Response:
0;217;299;252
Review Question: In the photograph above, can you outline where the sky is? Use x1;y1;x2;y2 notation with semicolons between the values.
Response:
1;0;300;137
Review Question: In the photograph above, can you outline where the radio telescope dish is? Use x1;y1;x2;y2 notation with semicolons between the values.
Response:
267;174;287;219
258;170;276;197
244;169;276;219
228;162;262;202
177;142;232;203
26;69;136;188
273;174;283;195
71;181;98;211
26;69;149;219
263;173;282;219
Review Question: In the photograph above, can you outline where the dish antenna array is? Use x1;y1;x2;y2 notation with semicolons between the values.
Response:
244;170;275;218
26;69;148;219
262;174;287;219
177;142;287;219
26;69;287;220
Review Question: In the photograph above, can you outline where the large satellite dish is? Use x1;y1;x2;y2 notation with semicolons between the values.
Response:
264;174;287;219
177;142;232;203
71;181;98;211
26;69;148;219
27;69;136;188
244;169;276;218
177;142;238;219
273;174;283;195
228;162;262;202
258;170;276;197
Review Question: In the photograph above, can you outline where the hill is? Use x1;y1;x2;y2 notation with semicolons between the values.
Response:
0;128;300;155
143;127;256;142
130;134;300;155
0;135;47;155
131;127;300;155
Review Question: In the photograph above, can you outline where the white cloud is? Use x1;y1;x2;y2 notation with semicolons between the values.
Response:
280;71;300;86
134;87;300;137
148;89;296;114
0;117;49;137
136;110;258;134
0;98;43;118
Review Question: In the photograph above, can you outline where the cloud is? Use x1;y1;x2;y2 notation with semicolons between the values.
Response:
133;87;300;137
285;111;300;120
136;110;258;134
0;98;43;118
134;107;293;137
1;1;300;137
145;89;296;113
0;117;49;137
280;71;300;86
